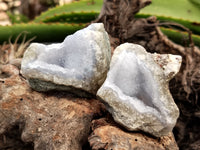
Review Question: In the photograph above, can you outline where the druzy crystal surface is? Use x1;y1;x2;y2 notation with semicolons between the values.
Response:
21;23;111;96
97;43;182;137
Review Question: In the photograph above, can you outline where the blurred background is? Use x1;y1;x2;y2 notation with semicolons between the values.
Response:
0;0;76;25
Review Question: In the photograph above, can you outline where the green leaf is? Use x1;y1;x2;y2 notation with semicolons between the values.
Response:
0;23;85;44
161;27;200;48
139;0;200;22
34;0;103;23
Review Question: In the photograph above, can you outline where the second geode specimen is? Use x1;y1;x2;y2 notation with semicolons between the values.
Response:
21;23;111;96
97;43;182;137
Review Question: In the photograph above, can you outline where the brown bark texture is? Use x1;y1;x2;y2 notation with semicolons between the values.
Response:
89;118;179;150
0;64;105;150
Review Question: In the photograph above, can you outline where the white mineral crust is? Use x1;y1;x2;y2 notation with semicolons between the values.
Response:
97;43;182;137
21;23;111;96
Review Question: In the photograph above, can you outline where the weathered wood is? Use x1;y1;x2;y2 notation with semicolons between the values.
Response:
89;118;179;150
0;64;105;150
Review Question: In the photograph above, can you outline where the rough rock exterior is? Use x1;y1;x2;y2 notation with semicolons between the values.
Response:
0;64;105;150
21;23;111;96
89;118;179;150
97;43;182;137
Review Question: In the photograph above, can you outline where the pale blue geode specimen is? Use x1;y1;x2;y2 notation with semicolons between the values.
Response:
97;43;182;137
21;23;111;96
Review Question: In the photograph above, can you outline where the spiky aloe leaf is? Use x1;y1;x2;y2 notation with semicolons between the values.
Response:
189;0;200;7
137;0;200;35
161;27;200;48
0;23;85;44
135;14;200;35
140;0;200;22
42;11;99;23
34;0;103;23
34;0;200;36
1;0;199;47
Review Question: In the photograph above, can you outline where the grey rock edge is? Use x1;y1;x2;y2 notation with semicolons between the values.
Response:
97;43;182;137
21;23;111;96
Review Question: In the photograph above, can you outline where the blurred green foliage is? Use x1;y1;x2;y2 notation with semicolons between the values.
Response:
7;12;29;24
